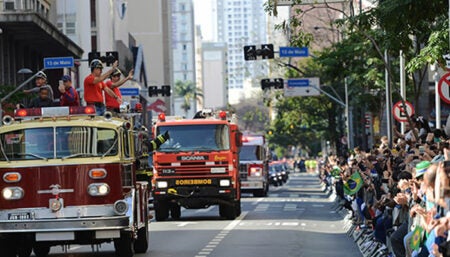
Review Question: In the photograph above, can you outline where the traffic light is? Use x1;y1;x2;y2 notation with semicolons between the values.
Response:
88;51;101;64
260;44;274;59
148;85;171;97
261;79;271;90
88;51;119;66
161;85;171;96
244;45;257;61
260;78;284;90
104;51;118;65
273;78;284;89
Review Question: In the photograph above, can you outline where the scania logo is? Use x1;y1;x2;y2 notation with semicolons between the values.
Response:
177;155;209;161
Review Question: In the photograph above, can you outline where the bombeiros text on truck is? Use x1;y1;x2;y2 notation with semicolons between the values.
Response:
0;105;154;257
152;109;243;221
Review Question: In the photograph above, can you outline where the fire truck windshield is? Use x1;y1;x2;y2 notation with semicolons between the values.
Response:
0;127;118;161
239;145;263;161
157;124;230;152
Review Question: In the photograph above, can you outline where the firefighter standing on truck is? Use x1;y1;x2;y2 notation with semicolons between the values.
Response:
83;59;122;116
105;68;134;113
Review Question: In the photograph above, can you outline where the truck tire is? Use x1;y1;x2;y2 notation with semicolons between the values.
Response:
33;246;50;257
219;201;237;220
154;201;169;221
134;207;149;253
235;199;241;216
18;247;32;257
253;187;267;197
114;232;134;257
170;204;181;220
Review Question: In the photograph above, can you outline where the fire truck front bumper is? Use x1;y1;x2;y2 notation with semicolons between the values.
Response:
0;216;130;234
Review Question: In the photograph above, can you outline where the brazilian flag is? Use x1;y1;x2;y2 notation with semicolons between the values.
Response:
343;171;363;195
331;166;341;179
410;226;423;251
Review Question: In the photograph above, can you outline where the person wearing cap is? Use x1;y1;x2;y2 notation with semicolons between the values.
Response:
105;68;134;113
23;71;54;101
58;75;80;106
415;160;431;179
83;59;121;115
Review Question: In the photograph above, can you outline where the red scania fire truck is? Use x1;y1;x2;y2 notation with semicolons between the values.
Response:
0;106;150;257
152;110;242;221
239;134;270;197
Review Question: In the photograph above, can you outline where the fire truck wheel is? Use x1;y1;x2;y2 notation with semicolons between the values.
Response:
114;232;135;257
18;246;32;257
170;204;181;220
253;189;267;197
33;246;50;257
134;208;149;253
154;201;169;221
236;200;242;216
219;201;237;220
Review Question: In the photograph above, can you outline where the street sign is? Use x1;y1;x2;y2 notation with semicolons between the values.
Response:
284;77;320;97
392;100;414;122
279;47;308;57
43;56;74;69
275;0;348;5
438;72;450;104
120;88;140;96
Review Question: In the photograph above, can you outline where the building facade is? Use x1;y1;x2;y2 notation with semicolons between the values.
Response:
171;0;197;117
202;42;228;109
216;0;267;104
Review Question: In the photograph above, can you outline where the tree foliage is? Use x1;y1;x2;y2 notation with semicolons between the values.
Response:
264;0;449;156
174;80;203;117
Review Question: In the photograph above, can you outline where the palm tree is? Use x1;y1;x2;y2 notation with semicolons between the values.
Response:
174;80;203;117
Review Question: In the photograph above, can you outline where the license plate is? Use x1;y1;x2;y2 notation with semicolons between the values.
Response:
8;212;31;220
175;179;212;186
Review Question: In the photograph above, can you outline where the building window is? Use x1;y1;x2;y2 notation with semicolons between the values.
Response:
183;44;187;50
66;22;76;34
183;74;187;80
180;3;185;11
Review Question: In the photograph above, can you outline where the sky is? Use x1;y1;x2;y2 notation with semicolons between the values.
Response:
193;0;214;41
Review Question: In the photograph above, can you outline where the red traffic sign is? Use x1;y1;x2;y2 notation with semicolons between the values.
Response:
438;72;450;104
392;101;414;122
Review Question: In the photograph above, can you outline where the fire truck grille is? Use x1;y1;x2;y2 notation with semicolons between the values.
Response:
239;163;248;180
158;162;229;176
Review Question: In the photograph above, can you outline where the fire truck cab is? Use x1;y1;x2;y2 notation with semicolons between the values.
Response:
239;134;270;197
152;110;242;221
0;106;149;257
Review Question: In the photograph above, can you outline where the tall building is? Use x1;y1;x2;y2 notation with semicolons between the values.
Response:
171;0;197;117
216;0;267;104
194;25;204;111
202;42;228;109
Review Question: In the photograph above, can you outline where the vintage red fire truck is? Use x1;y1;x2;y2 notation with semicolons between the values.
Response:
239;134;270;197
0;106;149;257
151;110;242;221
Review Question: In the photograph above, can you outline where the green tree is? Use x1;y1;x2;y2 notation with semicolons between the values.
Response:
174;80;203;117
231;94;270;133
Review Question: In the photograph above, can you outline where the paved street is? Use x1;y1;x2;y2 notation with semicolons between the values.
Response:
42;173;361;257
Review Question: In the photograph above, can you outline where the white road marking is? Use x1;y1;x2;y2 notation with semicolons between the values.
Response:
312;204;325;208
252;197;264;205
195;211;248;257
282;222;299;226
283;204;297;211
176;222;198;227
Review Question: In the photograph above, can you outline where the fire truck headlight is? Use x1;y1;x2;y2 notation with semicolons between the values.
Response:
156;181;168;189
219;179;231;187
114;200;129;215
88;183;110;196
2;187;24;200
250;167;262;177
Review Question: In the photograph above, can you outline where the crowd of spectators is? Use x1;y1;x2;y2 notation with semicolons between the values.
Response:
320;117;450;257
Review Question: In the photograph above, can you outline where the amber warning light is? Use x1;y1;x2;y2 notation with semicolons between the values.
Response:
14;106;96;119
